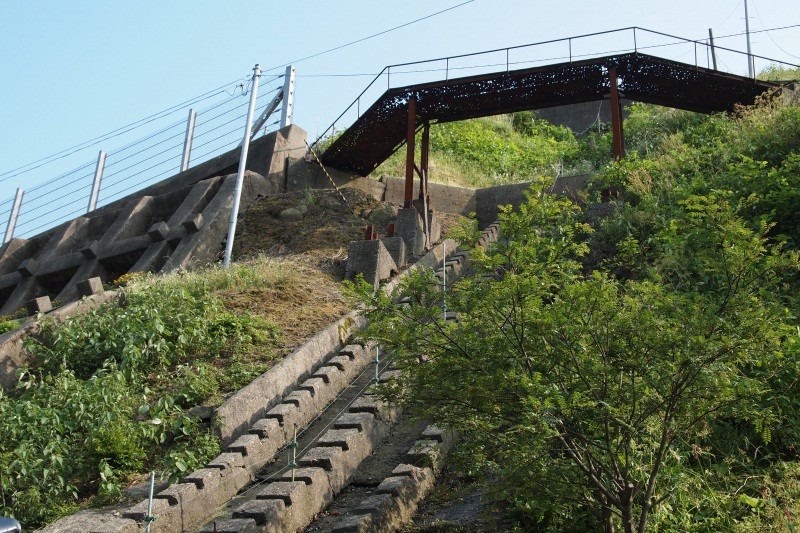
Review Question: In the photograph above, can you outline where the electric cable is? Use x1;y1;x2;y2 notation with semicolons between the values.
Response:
714;1;745;30
749;0;800;60
0;77;251;184
258;0;478;75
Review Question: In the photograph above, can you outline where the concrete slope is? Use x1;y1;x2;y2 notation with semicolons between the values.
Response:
0;125;308;317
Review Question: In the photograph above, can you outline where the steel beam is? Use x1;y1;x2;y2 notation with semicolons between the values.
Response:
404;96;417;208
609;68;625;161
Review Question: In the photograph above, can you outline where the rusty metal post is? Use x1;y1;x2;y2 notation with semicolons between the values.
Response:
419;120;430;201
404;96;417;208
609;68;625;161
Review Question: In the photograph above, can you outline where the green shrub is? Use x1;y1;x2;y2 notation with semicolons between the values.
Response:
1;270;276;527
0;320;19;335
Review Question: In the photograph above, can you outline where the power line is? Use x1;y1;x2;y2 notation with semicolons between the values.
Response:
748;0;800;60
712;23;800;43
714;0;744;29
288;23;800;81
259;0;478;74
0;77;250;185
1;1;476;183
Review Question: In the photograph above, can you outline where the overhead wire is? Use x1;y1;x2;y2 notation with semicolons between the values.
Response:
258;0;478;75
6;0;468;184
0;76;251;184
748;0;800;60
294;23;799;81
714;0;745;30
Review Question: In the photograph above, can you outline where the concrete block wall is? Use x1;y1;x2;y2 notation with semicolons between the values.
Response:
330;425;456;533
118;343;375;533
345;240;397;289
0;125;308;318
345;205;445;287
201;373;400;533
215;312;366;446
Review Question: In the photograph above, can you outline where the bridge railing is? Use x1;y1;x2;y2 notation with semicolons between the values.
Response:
0;67;296;242
312;26;799;150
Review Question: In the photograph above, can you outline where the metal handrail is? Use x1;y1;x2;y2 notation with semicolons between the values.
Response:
311;25;799;149
1;67;296;242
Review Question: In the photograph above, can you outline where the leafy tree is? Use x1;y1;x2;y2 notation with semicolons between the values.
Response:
352;184;797;532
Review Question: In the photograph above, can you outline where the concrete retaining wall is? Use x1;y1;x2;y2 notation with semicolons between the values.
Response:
380;174;588;228
215;313;365;446
331;425;456;533
381;176;477;215
201;375;400;533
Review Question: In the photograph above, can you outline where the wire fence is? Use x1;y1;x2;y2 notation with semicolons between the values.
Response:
312;25;800;149
1;69;292;241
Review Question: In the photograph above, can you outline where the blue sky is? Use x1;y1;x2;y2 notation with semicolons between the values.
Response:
1;0;798;203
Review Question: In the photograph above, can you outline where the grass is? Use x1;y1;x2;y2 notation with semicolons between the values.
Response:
123;255;352;401
371;114;599;189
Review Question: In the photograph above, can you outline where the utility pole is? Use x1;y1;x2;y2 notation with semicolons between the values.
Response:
223;64;261;268
708;28;718;70
744;0;754;78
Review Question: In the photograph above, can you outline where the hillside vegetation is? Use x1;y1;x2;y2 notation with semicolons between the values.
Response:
0;189;368;527
2;70;799;531
356;85;800;532
372;112;609;187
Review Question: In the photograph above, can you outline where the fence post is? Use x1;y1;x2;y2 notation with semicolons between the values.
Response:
280;65;296;128
3;188;24;243
144;471;156;533
223;64;261;268
87;150;106;213
180;108;197;172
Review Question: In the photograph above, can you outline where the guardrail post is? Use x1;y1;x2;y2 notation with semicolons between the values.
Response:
4;188;24;243
180;108;197;172
280;65;296;128
223;64;261;268
87;150;106;213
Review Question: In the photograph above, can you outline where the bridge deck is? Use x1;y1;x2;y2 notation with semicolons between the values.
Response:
320;52;776;176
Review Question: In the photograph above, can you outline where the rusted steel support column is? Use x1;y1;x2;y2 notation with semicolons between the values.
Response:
609;68;625;161
404;96;417;208
419;120;430;200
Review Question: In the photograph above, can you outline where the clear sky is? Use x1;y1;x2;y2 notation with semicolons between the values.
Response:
1;0;798;201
